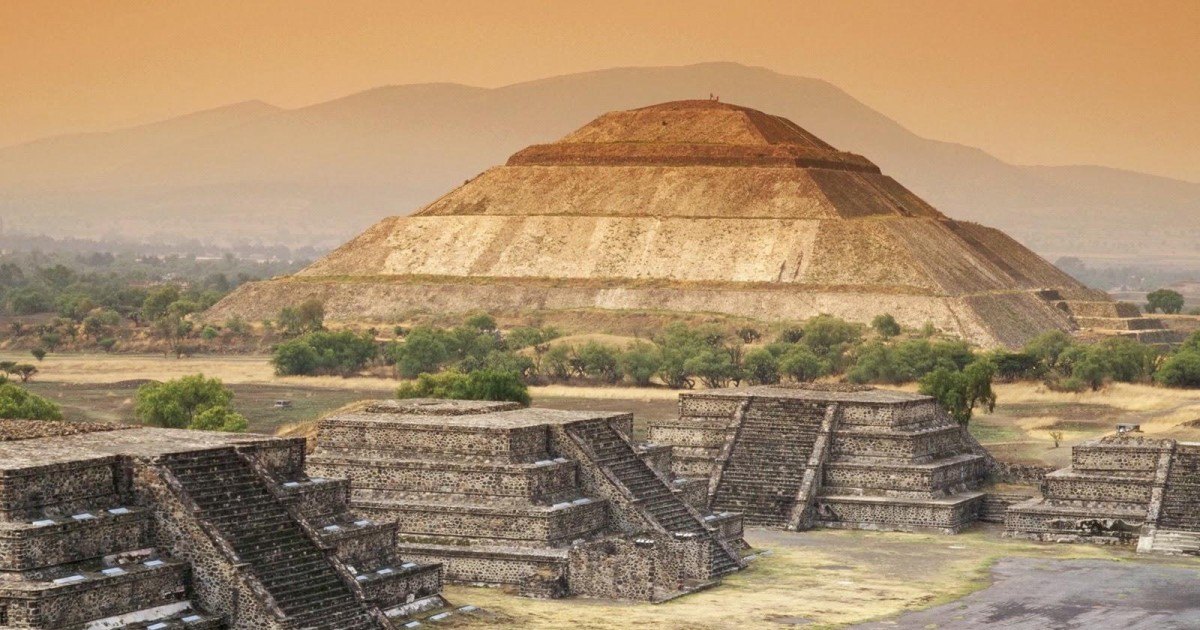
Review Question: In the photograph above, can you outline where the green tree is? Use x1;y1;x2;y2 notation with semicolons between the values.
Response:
779;345;830;383
619;343;661;386
141;286;181;322
577;342;623;383
1024;330;1075;374
0;382;62;420
685;347;740;388
919;361;996;425
278;299;325;336
1145;289;1184;315
12;364;38;383
543;344;575;382
387;327;450;378
135;374;245;432
871;313;902;338
396;369;530;405
155;313;194;358
82;309;121;340
989;351;1042;382
31;348;46;362
271;331;377;377
743;348;780;385
1156;350;1200;388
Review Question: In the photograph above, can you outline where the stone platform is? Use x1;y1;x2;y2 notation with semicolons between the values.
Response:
1007;434;1200;555
648;384;989;533
308;399;747;601
0;421;447;629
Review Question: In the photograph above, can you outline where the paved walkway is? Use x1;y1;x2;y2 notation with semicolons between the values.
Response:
852;557;1200;629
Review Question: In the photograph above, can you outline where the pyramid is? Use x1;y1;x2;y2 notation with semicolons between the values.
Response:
210;99;1117;348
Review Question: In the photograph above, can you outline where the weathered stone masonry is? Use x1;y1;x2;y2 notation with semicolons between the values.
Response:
307;399;748;602
0;423;447;629
1007;434;1200;555
648;385;989;534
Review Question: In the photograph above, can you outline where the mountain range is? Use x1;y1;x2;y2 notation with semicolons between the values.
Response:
1;62;1196;265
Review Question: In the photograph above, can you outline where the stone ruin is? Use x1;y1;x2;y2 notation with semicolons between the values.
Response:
648;385;992;533
1006;433;1200;555
307;399;746;601
3;387;1194;627
0;422;448;629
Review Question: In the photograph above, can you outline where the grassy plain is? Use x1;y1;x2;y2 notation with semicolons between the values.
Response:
6;352;1200;466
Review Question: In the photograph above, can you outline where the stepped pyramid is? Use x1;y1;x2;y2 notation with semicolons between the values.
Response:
211;99;1135;348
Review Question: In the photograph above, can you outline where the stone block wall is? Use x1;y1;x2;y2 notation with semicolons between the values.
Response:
650;386;989;533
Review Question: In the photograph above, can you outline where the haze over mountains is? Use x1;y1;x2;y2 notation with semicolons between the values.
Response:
2;63;1196;265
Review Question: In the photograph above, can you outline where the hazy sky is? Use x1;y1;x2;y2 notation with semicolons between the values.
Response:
2;0;1197;180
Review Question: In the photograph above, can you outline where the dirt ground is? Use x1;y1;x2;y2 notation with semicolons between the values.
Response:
446;526;1200;629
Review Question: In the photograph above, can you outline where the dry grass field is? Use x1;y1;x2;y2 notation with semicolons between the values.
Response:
7;352;1200;467
449;526;1197;629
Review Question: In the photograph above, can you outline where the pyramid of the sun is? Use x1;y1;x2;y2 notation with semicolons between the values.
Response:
210;99;1119;347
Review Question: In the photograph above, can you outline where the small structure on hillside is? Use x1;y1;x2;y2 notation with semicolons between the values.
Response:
307;399;747;601
0;421;448;629
1007;434;1200;555
647;384;991;533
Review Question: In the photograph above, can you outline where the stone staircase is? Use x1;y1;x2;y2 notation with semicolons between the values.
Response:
1056;299;1184;345
1146;445;1200;555
710;400;823;526
566;421;740;577
162;448;380;630
1158;446;1200;531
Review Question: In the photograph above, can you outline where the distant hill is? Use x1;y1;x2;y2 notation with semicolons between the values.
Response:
1;62;1196;264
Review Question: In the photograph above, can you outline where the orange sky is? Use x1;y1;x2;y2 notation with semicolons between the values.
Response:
2;0;1197;180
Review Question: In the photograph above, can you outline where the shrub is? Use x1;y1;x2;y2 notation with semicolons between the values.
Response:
736;327;762;343
577;342;622;383
800;315;861;361
990;351;1042;382
387;327;449;378
271;331;377;377
134;374;245;432
1156;350;1200;388
1046;376;1088;393
776;326;805;344
871;313;901;338
542;345;574;382
277;299;325;336
396;369;530;405
743;348;780;385
1145;289;1184;314
620;343;661;386
464;312;498;332
31;348;46;362
847;342;903;384
1024;330;1074;372
0;382;62;420
684;347;740;388
779;345;829;383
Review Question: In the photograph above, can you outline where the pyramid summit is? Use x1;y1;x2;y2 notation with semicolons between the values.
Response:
210;99;1138;348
